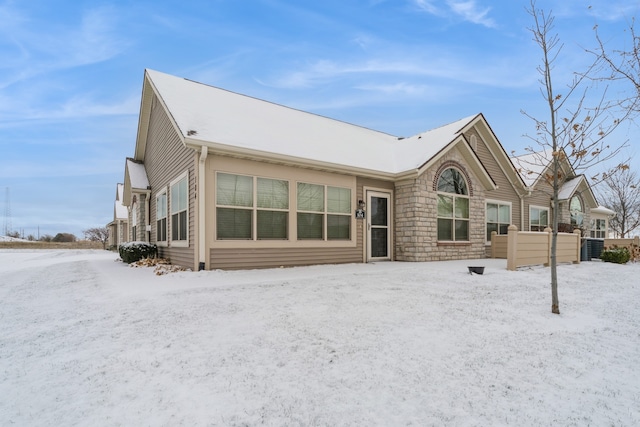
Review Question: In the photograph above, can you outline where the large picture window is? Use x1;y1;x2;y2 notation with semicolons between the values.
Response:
170;174;188;242
486;202;510;242
530;206;549;231
216;173;289;240
156;190;167;242
437;168;469;241
297;183;351;240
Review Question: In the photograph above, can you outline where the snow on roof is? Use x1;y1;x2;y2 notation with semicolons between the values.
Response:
510;149;555;187
558;176;583;200
592;205;616;216
116;183;124;202
146;69;475;175
114;183;128;219
126;158;149;189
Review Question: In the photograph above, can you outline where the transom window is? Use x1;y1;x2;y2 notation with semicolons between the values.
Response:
486;202;510;242
570;196;584;226
437;167;469;241
297;183;351;240
156;190;167;242
216;173;289;240
530;206;549;232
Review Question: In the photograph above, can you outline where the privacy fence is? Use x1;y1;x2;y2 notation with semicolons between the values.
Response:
491;225;581;271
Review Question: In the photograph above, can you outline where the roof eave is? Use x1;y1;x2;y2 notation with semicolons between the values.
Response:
186;138;398;181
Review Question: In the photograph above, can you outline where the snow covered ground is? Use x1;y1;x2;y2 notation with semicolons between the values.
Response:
1;249;638;426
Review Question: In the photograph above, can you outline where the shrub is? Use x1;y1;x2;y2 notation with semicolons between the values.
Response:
600;247;631;264
118;241;158;264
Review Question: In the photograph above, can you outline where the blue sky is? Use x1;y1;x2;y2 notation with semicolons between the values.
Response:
1;0;638;239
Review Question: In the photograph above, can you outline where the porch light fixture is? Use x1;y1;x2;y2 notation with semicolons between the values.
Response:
358;200;365;209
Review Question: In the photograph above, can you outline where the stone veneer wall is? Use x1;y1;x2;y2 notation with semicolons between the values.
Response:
558;194;591;232
394;150;488;262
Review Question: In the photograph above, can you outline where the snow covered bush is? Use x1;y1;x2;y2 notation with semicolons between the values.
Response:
600;247;630;264
118;241;158;264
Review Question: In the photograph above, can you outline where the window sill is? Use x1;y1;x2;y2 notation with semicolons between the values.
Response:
437;241;471;246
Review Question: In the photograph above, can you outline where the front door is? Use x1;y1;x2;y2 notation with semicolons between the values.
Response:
367;191;391;261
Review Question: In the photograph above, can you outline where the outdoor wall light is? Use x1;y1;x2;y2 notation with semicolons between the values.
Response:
358;200;365;209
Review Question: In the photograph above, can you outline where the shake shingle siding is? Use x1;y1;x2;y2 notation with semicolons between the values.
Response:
145;94;196;269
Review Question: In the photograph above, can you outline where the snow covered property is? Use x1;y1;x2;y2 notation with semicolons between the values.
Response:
110;69;614;270
1;249;638;425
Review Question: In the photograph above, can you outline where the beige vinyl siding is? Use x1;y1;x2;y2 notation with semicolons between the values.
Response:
465;128;522;232
524;191;552;231
144;94;197;270
205;157;392;269
210;247;362;270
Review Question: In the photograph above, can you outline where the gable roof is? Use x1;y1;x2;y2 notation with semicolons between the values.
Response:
559;175;598;208
123;158;150;206
114;183;128;220
137;69;496;188
511;149;557;188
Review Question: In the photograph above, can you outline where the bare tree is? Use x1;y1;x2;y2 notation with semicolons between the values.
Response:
84;227;110;249
598;168;640;237
522;1;628;314
593;18;640;114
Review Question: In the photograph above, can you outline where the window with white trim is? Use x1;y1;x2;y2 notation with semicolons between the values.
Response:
437;168;469;241
590;218;606;238
170;173;188;242
530;206;549;231
216;173;289;240
297;183;351;240
156;190;167;242
486;201;511;242
131;200;138;241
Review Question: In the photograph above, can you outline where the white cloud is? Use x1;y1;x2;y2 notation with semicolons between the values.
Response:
413;0;442;15
263;52;535;91
0;5;128;89
412;0;496;28
447;1;495;28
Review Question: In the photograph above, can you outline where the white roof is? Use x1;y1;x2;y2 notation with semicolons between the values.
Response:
510;149;555;187
592;205;616;216
126;158;149;189
115;184;128;220
558;176;583;200
146;69;476;175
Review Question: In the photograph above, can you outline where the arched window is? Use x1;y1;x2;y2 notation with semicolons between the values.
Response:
437;167;470;241
570;195;583;226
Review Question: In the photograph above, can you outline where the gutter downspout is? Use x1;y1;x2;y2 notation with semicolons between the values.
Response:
198;146;208;271
520;194;525;231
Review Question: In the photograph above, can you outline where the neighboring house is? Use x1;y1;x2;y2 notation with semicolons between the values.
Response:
107;183;129;248
511;149;609;236
118;69;608;270
590;205;616;238
123;158;151;243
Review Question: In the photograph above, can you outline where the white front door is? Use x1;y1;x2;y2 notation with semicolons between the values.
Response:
367;191;391;261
